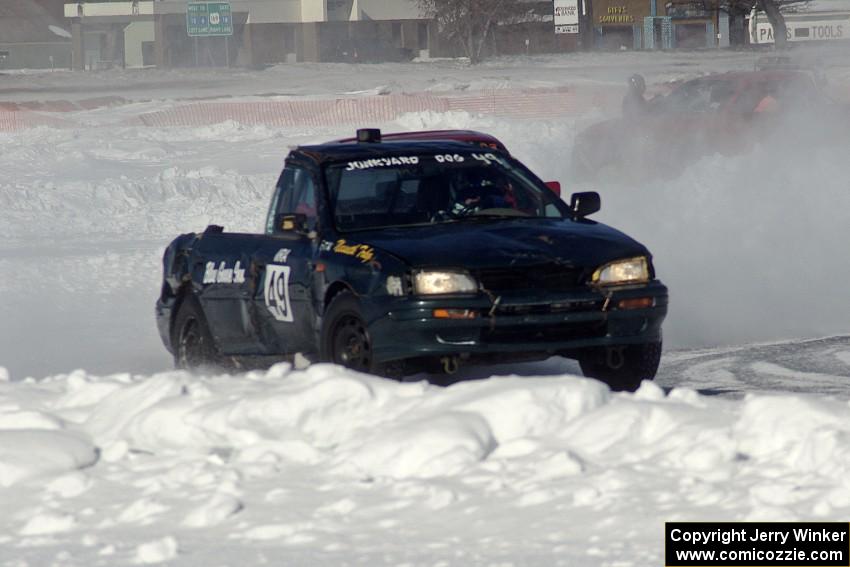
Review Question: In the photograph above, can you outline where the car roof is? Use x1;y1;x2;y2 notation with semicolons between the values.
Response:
292;138;507;165
684;70;814;85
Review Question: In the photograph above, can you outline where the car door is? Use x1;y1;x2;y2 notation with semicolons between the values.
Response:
250;164;321;356
193;231;263;355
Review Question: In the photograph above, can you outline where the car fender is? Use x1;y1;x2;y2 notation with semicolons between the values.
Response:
161;232;201;298
318;241;410;322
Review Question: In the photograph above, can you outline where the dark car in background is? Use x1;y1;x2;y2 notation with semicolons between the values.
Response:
156;129;668;391
572;69;843;180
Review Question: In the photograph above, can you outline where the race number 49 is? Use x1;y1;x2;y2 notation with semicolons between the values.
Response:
265;265;294;322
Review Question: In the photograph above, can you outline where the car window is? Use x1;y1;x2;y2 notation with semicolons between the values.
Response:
730;83;767;113
774;76;820;107
265;166;318;234
654;79;735;113
325;151;567;231
730;76;820;114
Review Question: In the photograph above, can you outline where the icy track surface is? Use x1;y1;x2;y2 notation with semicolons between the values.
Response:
3;109;850;384
4;364;850;566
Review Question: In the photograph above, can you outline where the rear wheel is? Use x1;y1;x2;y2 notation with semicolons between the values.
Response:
321;291;375;373
172;294;219;370
578;342;662;392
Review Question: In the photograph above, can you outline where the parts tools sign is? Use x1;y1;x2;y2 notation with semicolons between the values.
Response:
666;522;850;566
554;0;579;34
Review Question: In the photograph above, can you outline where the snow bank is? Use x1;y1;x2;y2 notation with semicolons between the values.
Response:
4;364;850;489
0;429;98;487
0;164;272;242
0;356;850;565
134;536;179;564
2;365;850;564
100;366;612;481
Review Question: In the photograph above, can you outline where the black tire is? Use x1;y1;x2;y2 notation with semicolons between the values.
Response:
320;291;376;374
171;294;219;370
578;342;662;392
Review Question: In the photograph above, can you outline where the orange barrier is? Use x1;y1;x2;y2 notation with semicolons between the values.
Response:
136;87;615;128
0;111;75;131
138;93;449;127
0;87;622;131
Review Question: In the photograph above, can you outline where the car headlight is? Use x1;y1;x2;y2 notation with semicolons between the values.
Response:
592;257;650;286
413;270;478;295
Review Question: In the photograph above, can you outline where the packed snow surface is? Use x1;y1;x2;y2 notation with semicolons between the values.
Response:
3;49;850;565
3;364;850;566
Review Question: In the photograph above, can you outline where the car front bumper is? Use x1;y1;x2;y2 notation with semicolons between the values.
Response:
366;281;668;364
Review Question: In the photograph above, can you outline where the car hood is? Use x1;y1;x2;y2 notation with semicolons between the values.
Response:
353;218;650;270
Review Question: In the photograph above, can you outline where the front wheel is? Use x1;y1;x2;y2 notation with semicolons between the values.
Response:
172;294;219;370
320;291;376;373
578;342;662;392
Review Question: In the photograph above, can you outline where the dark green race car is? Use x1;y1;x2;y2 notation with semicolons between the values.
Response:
156;129;668;390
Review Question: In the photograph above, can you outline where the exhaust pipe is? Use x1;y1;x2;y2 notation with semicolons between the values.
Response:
440;356;459;375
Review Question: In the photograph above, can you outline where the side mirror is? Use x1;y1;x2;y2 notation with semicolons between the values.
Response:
545;181;561;197
570;191;600;219
275;213;309;234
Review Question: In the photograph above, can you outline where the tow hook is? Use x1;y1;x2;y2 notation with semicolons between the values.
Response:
601;289;613;312
440;356;460;375
606;346;625;369
486;292;501;331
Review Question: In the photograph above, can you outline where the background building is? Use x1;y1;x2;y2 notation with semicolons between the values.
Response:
591;0;726;49
1;0;72;70
62;0;432;69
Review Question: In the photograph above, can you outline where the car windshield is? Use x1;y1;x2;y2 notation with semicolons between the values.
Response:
325;151;567;231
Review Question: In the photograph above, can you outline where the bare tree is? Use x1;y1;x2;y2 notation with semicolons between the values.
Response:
417;0;523;63
712;0;811;49
756;0;794;48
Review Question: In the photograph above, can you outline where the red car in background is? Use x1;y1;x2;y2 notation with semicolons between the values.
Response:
334;129;509;153
572;69;843;181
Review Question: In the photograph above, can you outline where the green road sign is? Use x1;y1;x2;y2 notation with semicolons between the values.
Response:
187;2;233;37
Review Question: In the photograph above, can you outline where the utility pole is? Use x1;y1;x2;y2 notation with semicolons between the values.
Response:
581;0;594;49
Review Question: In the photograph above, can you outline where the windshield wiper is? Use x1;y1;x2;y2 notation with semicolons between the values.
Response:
451;211;534;221
475;212;532;219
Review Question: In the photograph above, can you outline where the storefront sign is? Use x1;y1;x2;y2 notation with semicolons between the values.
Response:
753;18;847;44
599;6;636;24
554;0;580;34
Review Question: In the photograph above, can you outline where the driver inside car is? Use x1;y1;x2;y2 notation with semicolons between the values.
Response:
450;174;513;216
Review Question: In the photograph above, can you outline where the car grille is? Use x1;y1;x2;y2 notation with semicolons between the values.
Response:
476;264;585;293
494;300;604;316
484;321;606;344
